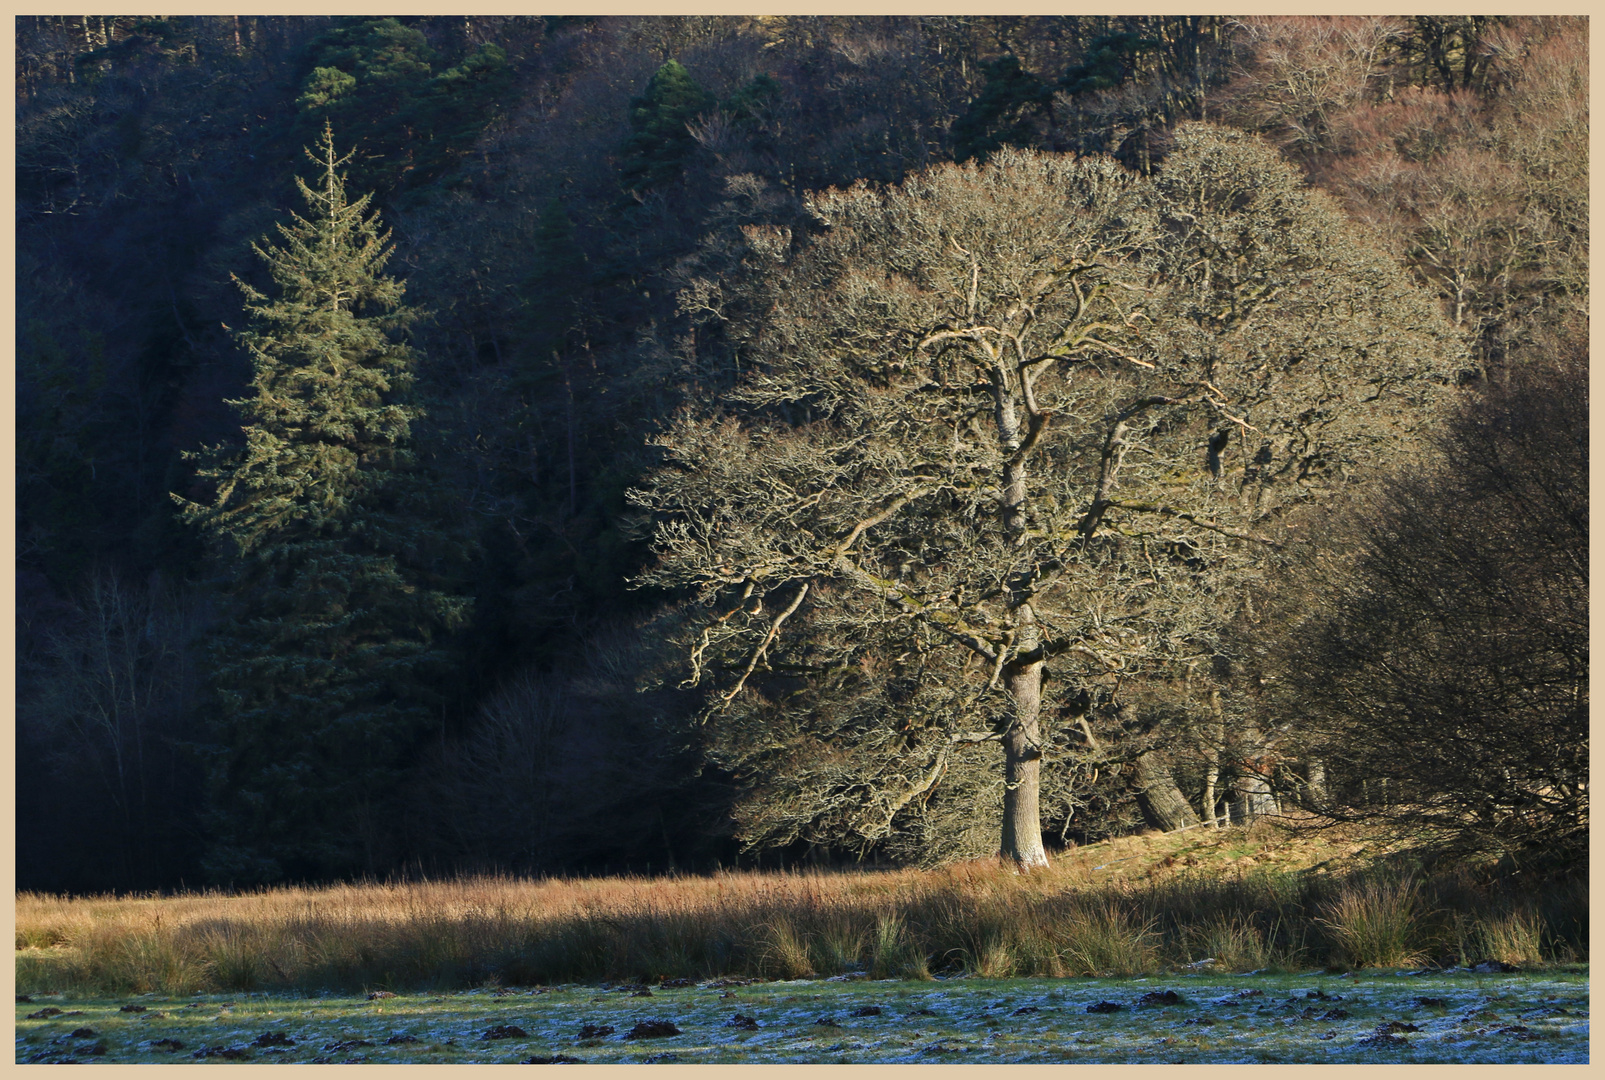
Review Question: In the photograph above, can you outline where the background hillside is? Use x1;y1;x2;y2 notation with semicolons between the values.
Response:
14;16;1586;894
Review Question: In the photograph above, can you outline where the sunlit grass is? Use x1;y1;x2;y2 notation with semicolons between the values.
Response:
15;821;1586;997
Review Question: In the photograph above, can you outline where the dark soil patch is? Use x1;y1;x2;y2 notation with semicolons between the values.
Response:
1471;960;1520;973
193;1045;248;1059
1374;1021;1420;1034
323;1039;375;1052
1135;990;1181;1007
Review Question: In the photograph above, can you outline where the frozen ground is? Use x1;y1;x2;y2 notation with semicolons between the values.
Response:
16;967;1587;1064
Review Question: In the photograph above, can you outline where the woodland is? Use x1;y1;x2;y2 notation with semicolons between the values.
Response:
13;16;1587;895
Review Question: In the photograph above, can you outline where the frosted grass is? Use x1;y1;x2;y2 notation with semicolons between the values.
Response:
16;968;1586;1064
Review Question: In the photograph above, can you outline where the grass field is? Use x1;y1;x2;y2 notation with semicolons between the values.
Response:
16;818;1587;1008
14;969;1589;1064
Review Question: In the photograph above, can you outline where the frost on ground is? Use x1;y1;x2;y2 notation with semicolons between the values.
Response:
15;968;1588;1064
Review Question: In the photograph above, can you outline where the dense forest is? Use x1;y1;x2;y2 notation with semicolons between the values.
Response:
15;15;1586;894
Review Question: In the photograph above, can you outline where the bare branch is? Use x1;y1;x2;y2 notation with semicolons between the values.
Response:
1106;500;1283;546
719;581;811;705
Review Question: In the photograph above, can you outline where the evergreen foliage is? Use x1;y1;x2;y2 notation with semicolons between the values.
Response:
1059;32;1155;96
518;197;588;367
178;127;470;884
296;17;511;193
619;59;714;194
724;73;782;123
952;55;1055;163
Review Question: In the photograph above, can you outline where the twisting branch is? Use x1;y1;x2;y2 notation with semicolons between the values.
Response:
720;581;811;704
1106;500;1282;546
683;579;755;688
918;326;1004;351
963;634;1014;708
1007;409;1053;469
1076;393;1200;538
866;744;953;838
833;555;1002;661
703;482;935;704
832;487;932;558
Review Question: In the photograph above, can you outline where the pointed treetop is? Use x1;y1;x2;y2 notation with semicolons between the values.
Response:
237;124;405;320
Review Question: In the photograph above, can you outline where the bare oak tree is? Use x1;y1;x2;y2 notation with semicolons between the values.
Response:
633;124;1463;868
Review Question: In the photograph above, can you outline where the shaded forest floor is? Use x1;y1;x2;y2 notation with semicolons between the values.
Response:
16;817;1587;1000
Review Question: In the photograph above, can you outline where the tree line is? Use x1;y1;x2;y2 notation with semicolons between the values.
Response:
15;15;1586;892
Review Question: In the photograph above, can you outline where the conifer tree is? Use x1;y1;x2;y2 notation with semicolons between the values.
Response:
952;55;1056;163
178;126;469;884
619;59;714;194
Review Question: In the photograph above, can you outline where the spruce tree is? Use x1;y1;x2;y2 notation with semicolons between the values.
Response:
619;59;713;194
178;126;469;884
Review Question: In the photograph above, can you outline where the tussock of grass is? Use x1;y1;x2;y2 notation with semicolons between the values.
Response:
1056;903;1159;976
15;824;1586;996
1319;878;1425;968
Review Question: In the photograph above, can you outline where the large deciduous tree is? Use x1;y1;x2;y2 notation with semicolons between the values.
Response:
633;124;1463;868
177;128;469;884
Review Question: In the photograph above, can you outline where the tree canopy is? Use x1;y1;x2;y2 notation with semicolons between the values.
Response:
634;123;1466;867
1243;348;1587;865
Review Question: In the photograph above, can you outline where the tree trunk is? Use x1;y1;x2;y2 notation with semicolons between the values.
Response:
1202;688;1224;826
1233;767;1278;823
999;619;1048;870
1303;757;1328;808
1231;724;1279;824
997;370;1046;869
1135;751;1202;832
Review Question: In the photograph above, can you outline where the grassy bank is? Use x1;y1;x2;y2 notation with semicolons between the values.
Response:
16;821;1587;997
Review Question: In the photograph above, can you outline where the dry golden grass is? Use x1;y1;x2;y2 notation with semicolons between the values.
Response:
15;819;1587;996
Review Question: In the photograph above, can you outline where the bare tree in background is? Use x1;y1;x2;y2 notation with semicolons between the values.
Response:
1242;348;1587;864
